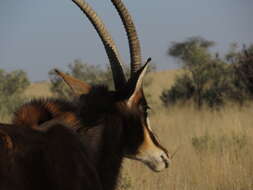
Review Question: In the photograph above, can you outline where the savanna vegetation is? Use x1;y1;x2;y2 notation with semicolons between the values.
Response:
0;69;30;122
0;37;253;190
49;59;156;99
161;37;253;108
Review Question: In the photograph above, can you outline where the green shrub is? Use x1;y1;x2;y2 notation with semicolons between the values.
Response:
232;45;253;97
0;69;30;117
191;133;247;154
161;73;194;105
162;61;235;108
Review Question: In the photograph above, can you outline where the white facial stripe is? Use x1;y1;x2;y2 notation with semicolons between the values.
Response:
134;126;169;171
137;125;164;159
125;110;170;171
146;116;161;144
146;117;152;131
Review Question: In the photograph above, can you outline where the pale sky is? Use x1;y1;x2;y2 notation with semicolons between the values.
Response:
0;0;252;81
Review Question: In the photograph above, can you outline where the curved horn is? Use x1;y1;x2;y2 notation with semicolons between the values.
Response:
111;0;142;76
72;0;126;89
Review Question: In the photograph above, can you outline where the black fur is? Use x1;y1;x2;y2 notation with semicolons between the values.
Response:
0;123;102;190
13;85;147;190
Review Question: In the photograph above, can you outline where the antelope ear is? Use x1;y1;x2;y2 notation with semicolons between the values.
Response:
54;69;91;96
0;130;13;150
127;58;151;107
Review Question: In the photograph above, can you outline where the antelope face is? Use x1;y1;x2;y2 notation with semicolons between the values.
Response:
120;62;170;172
55;61;171;172
56;0;171;174
121;97;170;172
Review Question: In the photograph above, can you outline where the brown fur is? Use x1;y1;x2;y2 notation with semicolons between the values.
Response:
13;85;168;190
12;86;147;190
0;122;102;190
13;99;80;131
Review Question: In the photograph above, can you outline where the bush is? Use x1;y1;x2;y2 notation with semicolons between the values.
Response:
0;69;30;117
191;133;247;154
161;73;194;105
162;60;235;108
232;45;253;97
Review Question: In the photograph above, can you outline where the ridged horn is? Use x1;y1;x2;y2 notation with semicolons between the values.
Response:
72;0;126;89
111;0;142;76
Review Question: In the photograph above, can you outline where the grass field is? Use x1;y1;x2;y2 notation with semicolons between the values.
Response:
122;70;253;190
2;70;253;190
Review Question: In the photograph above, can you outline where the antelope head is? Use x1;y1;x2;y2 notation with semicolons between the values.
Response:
55;0;170;172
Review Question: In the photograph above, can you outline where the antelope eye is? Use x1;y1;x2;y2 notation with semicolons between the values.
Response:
142;105;151;116
144;105;151;111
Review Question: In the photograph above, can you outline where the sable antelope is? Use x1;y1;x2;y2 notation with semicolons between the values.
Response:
0;121;102;190
13;0;171;189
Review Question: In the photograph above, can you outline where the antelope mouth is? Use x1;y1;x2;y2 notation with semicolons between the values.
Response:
125;153;171;172
144;156;171;172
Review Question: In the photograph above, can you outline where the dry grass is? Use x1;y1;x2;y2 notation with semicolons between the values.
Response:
1;69;253;190
122;70;253;190
24;80;53;98
121;105;253;190
0;81;52;123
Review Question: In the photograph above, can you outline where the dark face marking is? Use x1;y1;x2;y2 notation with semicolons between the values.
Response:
76;85;170;172
115;96;170;172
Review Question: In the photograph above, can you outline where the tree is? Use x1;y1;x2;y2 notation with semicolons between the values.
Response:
230;44;253;99
168;36;215;68
162;37;250;108
0;69;30;116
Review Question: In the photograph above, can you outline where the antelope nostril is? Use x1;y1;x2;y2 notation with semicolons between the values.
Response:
161;155;169;168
